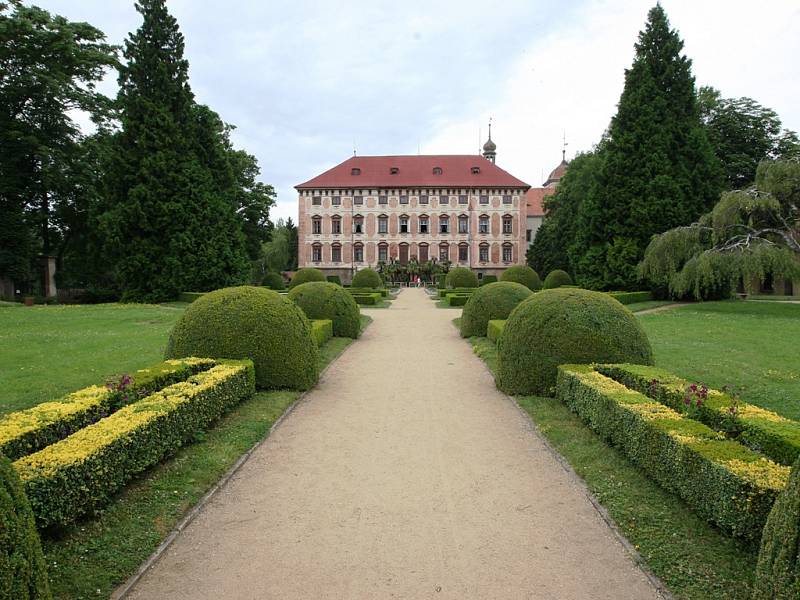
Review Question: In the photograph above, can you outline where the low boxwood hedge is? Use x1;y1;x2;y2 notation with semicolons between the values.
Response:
0;358;216;461
438;287;476;299
608;291;653;305
310;320;333;347
487;319;506;342
445;267;478;288
543;269;573;289
599;364;800;466
178;292;205;303
262;272;285;291
446;294;470;307
16;361;255;529
0;454;51;599
288;282;361;339
460;282;532;338
557;364;789;543
351;293;381;305
349;288;389;297
351;268;382;289
499;265;542;291
288;268;326;289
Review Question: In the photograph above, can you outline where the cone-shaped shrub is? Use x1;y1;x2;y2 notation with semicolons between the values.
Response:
262;272;285;290
753;456;800;599
165;286;318;390
0;454;51;600
497;288;653;395
500;265;542;291
289;282;361;339
460;282;532;338
445;267;478;288
351;268;382;289
288;268;325;289
543;269;573;289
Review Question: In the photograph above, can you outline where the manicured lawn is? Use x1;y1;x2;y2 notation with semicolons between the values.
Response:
626;300;677;312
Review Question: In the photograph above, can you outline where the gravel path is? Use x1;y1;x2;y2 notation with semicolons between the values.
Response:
126;288;662;600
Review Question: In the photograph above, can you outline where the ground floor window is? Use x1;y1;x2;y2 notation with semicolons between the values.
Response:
332;244;342;263
354;244;364;262
378;244;388;262
479;245;489;262
439;244;449;261
312;244;322;262
458;245;468;262
502;244;512;262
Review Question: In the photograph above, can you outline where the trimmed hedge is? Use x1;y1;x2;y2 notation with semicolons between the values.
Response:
499;265;542;291
326;275;342;286
446;294;470;307
288;268;326;289
460;282;532;338
557;364;789;543
608;291;652;305
289;282;361;339
753;454;800;599
310;320;333;347
487;320;506;342
445;267;478;288
599;363;800;466
16;361;255;529
351;268;382;289
0;454;51;599
479;275;498;286
0;358;216;461
438;287;476;299
349;288;389;297
178;292;205;303
496;288;653;396
543;269;573;289
435;274;446;289
262;272;285;291
165;286;319;390
351;293;381;306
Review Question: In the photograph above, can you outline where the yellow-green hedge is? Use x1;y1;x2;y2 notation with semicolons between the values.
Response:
310;320;333;347
598;364;800;466
557;364;789;543
0;358;216;462
16;361;255;529
487;319;506;342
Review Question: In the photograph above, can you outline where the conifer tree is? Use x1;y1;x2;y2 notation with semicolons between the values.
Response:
571;5;722;289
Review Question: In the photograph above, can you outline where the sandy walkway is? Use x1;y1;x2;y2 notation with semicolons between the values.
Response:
126;289;662;600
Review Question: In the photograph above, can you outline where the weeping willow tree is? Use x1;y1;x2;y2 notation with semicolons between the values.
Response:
640;159;800;299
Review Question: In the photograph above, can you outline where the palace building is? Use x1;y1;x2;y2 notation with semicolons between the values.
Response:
296;135;532;283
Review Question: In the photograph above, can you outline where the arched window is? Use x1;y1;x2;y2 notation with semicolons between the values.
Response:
399;214;410;234
502;214;513;234
458;214;469;234
378;214;389;234
502;243;513;263
352;214;364;234
331;215;342;235
438;242;450;261
312;243;322;262
479;214;489;234
378;242;389;262
353;242;364;263
458;242;469;262
439;214;450;234
418;214;429;234
433;166;443;175
331;242;342;263
479;242;489;262
311;215;322;235
418;242;429;262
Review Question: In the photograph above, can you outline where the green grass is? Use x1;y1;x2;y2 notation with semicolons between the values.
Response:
626;300;678;313
639;300;800;420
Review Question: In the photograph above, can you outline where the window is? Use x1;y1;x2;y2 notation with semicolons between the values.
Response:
312;217;322;234
353;216;363;234
458;195;468;205
351;168;361;176
419;194;428;204
378;243;388;262
439;215;449;234
312;196;321;206
471;166;480;174
458;244;469;262
331;217;342;235
479;215;489;234
439;193;449;204
479;245;489;262
390;167;399;174
479;195;489;204
332;244;342;263
433;167;442;175
503;244;513;262
353;244;364;263
439;244;449;261
458;215;469;234
400;216;409;234
332;195;341;206
312;244;322;262
419;216;429;234
503;194;512;204
502;215;513;234
526;229;532;242
400;195;408;204
379;195;388;205
378;215;388;234
419;243;429;262
354;194;364;205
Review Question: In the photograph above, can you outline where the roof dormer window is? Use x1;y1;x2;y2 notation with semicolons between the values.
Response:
471;166;480;174
390;167;399;174
432;167;442;175
351;167;361;176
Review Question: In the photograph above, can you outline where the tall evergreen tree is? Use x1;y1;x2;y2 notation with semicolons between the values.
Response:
102;0;249;301
571;4;722;290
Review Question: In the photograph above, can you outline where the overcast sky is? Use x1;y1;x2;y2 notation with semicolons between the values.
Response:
34;0;800;222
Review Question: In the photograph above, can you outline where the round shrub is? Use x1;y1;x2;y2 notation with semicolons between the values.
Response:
500;265;542;291
543;269;573;289
262;272;285;291
351;268;382;289
288;282;361;339
288;268;325;290
496;288;653;396
479;275;498;286
326;275;342;286
165;286;319;390
445;267;478;288
460;282;532;338
753;456;800;600
0;454;52;600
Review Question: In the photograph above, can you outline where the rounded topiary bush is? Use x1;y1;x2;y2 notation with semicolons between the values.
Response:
0;454;52;600
262;272;285;291
479;275;498;286
288;268;326;290
752;456;800;600
445;267;478;288
496;288;653;396
500;265;542;291
351;268;382;289
460;282;532;338
543;269;573;289
288;282;361;339
165;286;319;390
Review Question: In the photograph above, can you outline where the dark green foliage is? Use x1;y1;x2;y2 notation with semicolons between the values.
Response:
445;267;478;288
288;282;361;339
570;5;722;290
288;268;325;289
0;454;51;600
499;265;541;291
446;294;470;307
438;287;475;298
178;292;205;303
262;272;285;290
460;282;532;338
165;286;319;390
351;293;381;306
496;288;653;395
351;268;382;289
753;456;800;599
607;291;652;305
479;275;497;286
326;275;342;286
543;270;573;289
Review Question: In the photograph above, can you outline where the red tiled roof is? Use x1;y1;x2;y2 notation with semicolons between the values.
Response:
544;159;568;186
525;187;556;217
296;155;530;190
